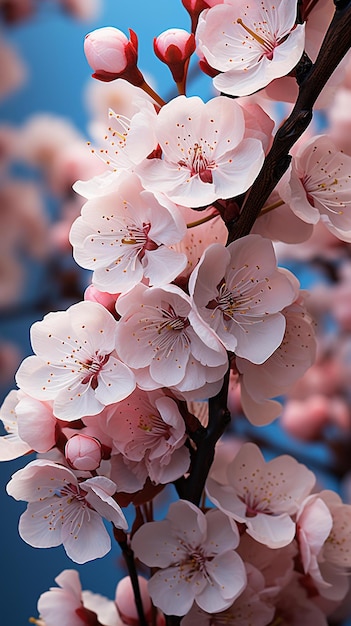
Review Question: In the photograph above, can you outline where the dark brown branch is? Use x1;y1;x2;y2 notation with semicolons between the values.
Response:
227;0;351;243
176;366;231;506
113;528;149;626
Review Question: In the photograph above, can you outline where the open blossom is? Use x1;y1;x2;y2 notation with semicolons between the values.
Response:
236;297;317;425
207;442;316;549
297;491;351;601
15;301;136;421
277;134;351;242
189;235;297;364
101;388;190;489
6;459;128;563
73;105;158;199
70;172;187;294
132;500;247;616
138;95;265;208
36;569;122;626
196;0;305;97
0;390;33;460
115;283;228;399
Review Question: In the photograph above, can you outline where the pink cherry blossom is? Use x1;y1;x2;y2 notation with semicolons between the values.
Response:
207;442;316;549
189;235;297;364
137;95;265;208
181;562;275;626
73;105;158;199
115;576;153;626
70;172;187;294
37;569;122;626
84;27;144;86
273;573;329;626
115;283;228;399
131;500;247;616
278;135;351;242
6;459;128;563
101;388;190;490
196;0;305;97
15;300;136;421
0;390;32;460
236;297;317;425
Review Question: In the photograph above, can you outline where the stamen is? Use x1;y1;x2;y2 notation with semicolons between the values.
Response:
237;17;267;47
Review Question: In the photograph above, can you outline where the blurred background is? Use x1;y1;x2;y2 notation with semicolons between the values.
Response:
2;1;351;624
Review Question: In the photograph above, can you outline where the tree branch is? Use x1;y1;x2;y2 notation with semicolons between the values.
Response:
227;0;351;243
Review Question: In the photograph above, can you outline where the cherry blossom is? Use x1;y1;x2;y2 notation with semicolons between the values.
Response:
131;500;247;616
73;105;158;199
70;172;187;293
153;28;195;90
297;491;351;601
115;283;228;399
137;95;265;208
0;390;32;460
189;235;297;364
65;434;102;471
207;442;316;548
181;562;275;626
196;0;305;97
6;459;128;563
278;135;351;242
15;300;136;421
236;297;317;425
36;569;122;626
101;388;190;489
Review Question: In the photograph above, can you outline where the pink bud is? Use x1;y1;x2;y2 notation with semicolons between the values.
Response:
84;284;120;317
65;434;102;470
181;0;213;32
115;576;152;626
154;28;195;85
84;26;144;86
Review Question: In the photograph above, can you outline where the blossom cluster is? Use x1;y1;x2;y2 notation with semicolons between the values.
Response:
2;0;351;625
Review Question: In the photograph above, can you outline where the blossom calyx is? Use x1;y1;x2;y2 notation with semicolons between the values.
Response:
84;27;144;86
154;28;195;87
181;0;213;32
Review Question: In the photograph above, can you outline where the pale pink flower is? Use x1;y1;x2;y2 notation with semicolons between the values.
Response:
181;562;275;626
207;442;316;549
0;390;32;460
189;235;297;364
132;500;247;616
15;300;136;421
115;283;228;399
137;95;265;208
37;569;122;626
102;388;190;489
236;298;317;425
297;491;351;601
278;135;351;242
70;172;187;293
84;27;143;85
6;458;128;563
196;0;305;97
73;104;158;199
115;576;153;626
60;0;101;22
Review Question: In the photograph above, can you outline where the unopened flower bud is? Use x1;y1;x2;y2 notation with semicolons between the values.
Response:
115;576;153;626
84;284;120;317
181;0;213;32
65;434;102;470
84;26;144;86
154;28;195;88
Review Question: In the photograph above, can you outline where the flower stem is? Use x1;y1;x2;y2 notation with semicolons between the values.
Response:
140;80;166;107
258;199;285;217
187;210;219;228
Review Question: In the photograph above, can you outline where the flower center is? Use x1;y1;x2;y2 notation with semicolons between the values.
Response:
56;482;88;504
121;222;158;257
179;142;216;183
207;280;252;320
141;304;190;358
237;17;277;60
80;352;110;389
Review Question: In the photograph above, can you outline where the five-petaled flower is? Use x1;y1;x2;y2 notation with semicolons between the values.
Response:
6;459;128;564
